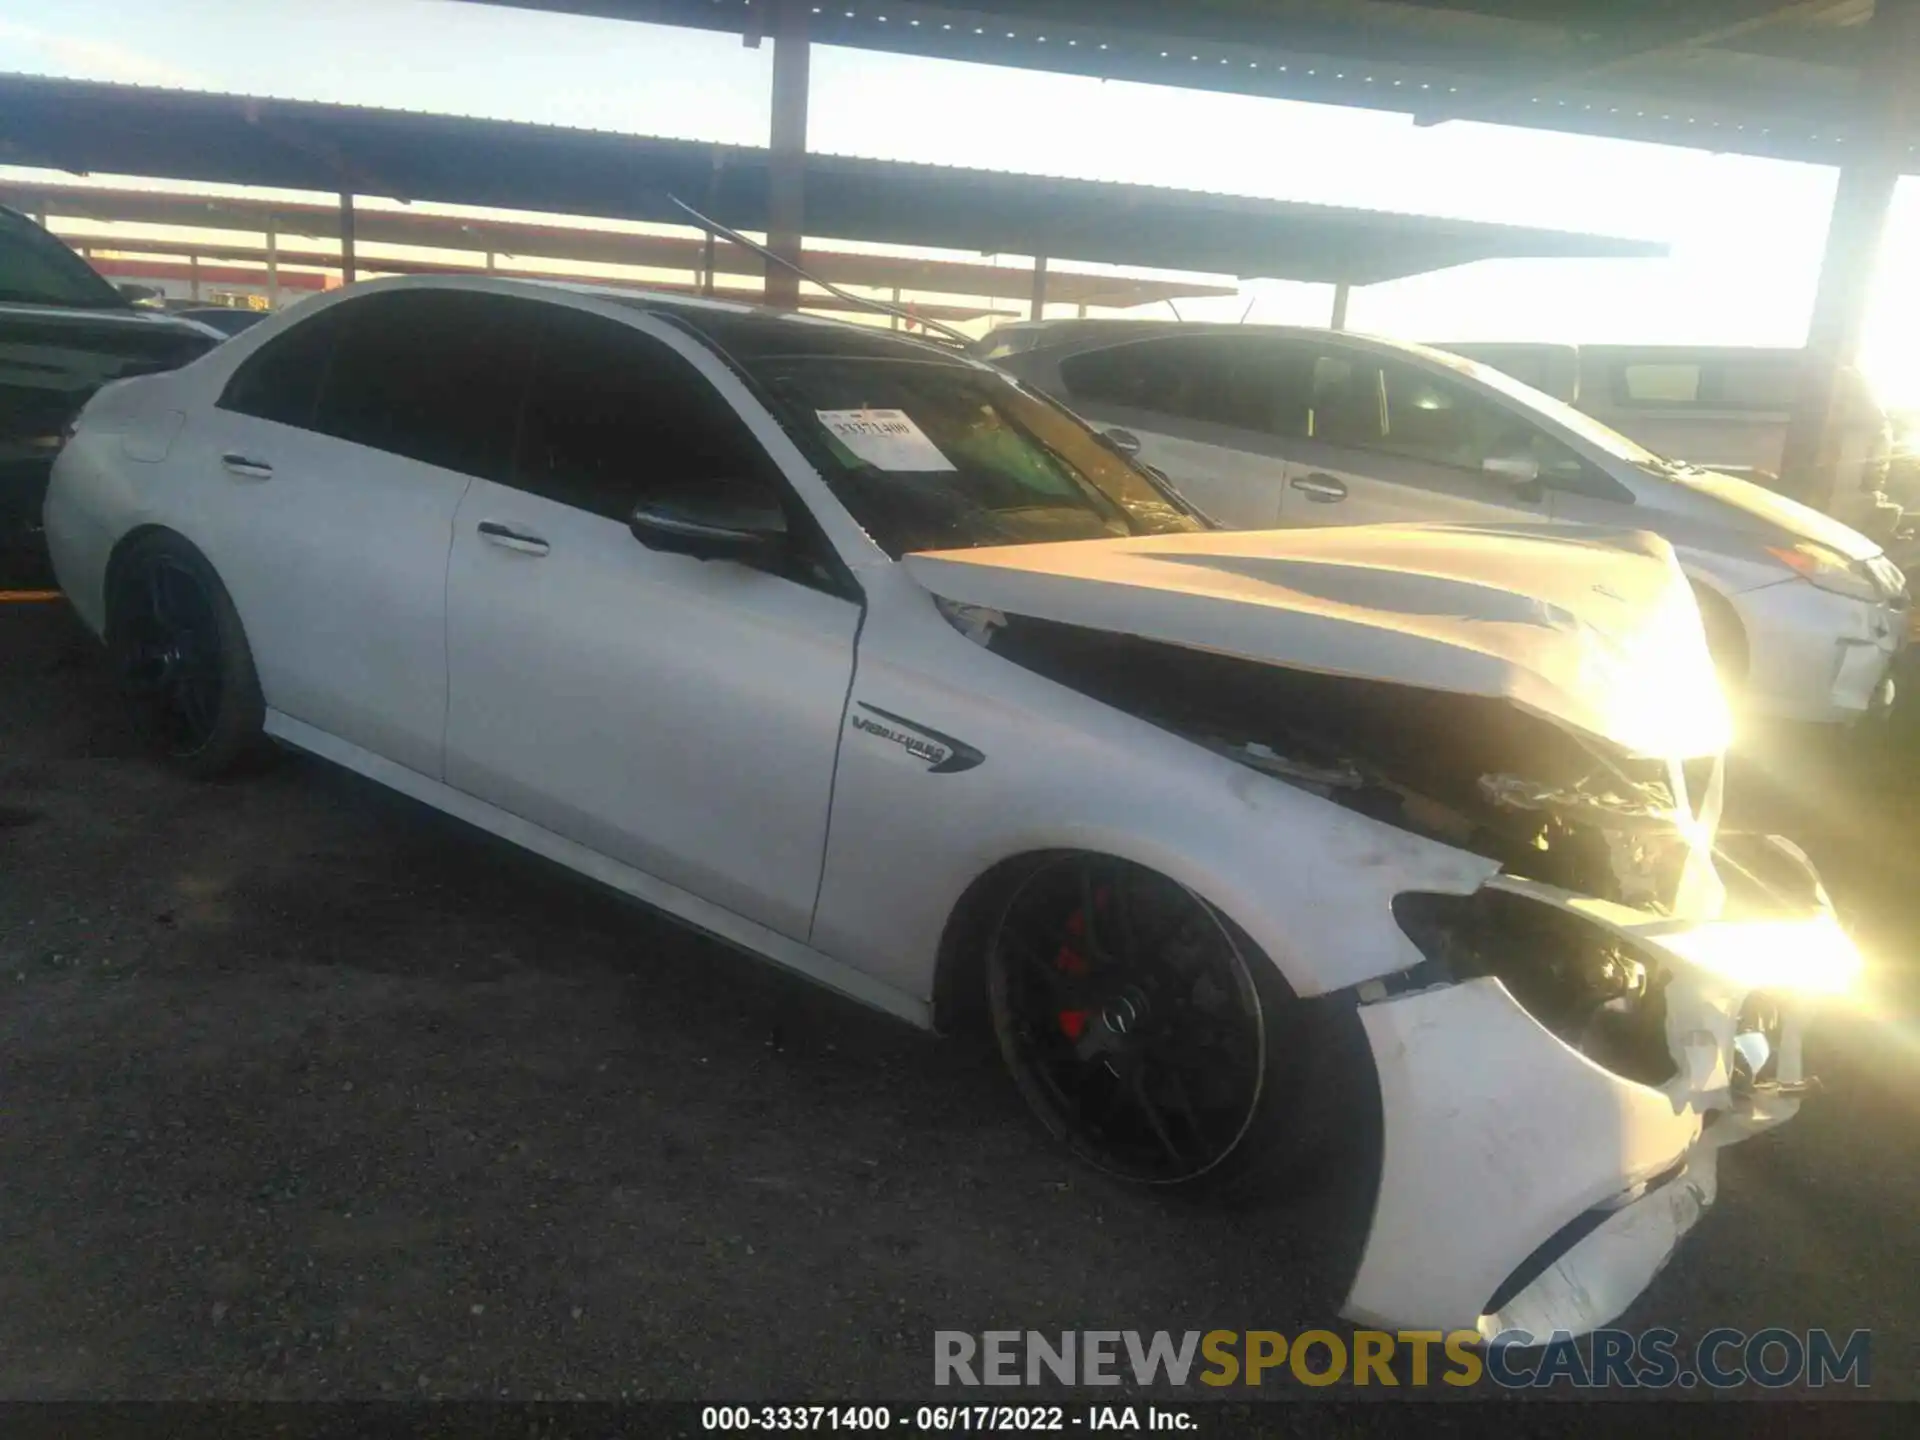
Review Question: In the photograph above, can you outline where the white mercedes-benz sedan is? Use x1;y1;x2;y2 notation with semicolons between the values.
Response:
43;275;1858;1341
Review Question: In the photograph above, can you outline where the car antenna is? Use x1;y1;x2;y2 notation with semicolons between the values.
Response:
666;195;974;348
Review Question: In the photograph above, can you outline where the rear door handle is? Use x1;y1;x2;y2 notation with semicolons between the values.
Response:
477;520;551;556
220;453;273;480
1290;473;1348;502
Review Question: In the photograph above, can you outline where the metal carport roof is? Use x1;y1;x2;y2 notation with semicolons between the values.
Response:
3;180;1238;311
0;74;1664;287
467;0;1919;172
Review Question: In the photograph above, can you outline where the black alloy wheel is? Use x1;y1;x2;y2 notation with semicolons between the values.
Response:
986;854;1268;1185
116;552;226;757
107;533;266;778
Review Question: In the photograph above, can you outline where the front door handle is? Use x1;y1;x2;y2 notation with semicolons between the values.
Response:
477;520;551;556
1290;473;1349;503
220;453;273;480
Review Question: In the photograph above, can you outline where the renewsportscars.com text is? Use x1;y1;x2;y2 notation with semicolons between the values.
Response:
933;1328;1871;1390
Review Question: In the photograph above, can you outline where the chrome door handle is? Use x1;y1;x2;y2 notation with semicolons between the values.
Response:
1290;473;1348;502
220;453;273;480
477;520;550;556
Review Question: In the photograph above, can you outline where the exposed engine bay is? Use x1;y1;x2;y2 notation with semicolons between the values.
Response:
975;611;1708;907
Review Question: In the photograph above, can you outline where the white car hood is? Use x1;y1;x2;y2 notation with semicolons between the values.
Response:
905;521;1730;759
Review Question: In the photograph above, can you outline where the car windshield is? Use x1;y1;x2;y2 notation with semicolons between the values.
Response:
0;215;128;309
1421;345;1677;471
742;354;1205;557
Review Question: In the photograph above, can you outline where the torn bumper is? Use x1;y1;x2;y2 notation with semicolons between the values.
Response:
1339;863;1856;1339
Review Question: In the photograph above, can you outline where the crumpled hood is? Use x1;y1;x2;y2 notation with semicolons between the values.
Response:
905;521;1731;759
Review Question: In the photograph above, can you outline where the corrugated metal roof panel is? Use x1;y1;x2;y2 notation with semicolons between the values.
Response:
0;74;1665;286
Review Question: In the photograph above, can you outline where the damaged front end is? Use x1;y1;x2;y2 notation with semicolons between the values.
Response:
965;608;1858;1338
977;609;1724;919
1355;845;1850;1340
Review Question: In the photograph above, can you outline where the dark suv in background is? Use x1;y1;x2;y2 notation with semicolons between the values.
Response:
1;205;221;588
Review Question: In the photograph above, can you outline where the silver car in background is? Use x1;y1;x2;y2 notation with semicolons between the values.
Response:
982;321;1909;729
1431;341;1900;541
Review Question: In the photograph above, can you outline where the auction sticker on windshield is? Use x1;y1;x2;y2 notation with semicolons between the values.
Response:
816;409;957;472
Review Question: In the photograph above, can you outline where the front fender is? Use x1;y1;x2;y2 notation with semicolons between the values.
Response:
809;571;1497;1007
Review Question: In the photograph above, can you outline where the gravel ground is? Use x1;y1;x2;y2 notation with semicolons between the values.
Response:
1;601;1916;1403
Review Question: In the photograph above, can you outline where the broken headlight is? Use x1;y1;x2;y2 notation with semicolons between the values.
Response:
1391;888;1678;1087
1730;991;1783;1093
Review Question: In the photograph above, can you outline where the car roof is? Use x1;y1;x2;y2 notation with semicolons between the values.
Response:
334;273;975;368
0;202;56;235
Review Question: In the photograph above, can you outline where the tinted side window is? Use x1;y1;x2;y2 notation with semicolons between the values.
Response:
1061;336;1315;435
1307;354;1385;446
313;290;535;480
513;307;775;521
1059;338;1179;411
1377;361;1527;466
218;304;344;428
1376;360;1592;484
1198;338;1318;436
0;217;125;308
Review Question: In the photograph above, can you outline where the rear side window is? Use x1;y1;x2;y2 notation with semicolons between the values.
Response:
313;289;536;481
512;305;775;521
219;304;344;429
1307;354;1385;446
1058;338;1180;411
1060;335;1316;436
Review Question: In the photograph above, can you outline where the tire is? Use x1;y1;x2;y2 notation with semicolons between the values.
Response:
983;853;1368;1202
106;532;268;779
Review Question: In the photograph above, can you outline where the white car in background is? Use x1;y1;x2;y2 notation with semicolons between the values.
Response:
1433;341;1900;541
45;276;1856;1339
981;320;1909;730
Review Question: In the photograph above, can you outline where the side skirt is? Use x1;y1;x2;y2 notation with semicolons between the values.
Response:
263;710;933;1030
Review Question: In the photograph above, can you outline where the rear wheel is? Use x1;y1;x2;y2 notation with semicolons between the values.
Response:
984;853;1327;1192
106;533;266;779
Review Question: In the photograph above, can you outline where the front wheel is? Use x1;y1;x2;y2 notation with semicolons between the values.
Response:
985;854;1331;1193
106;532;267;779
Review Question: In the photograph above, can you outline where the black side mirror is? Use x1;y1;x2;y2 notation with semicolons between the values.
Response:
628;477;788;563
1100;427;1143;457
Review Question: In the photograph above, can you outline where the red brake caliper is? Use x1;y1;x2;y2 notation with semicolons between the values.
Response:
1055;890;1106;1040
